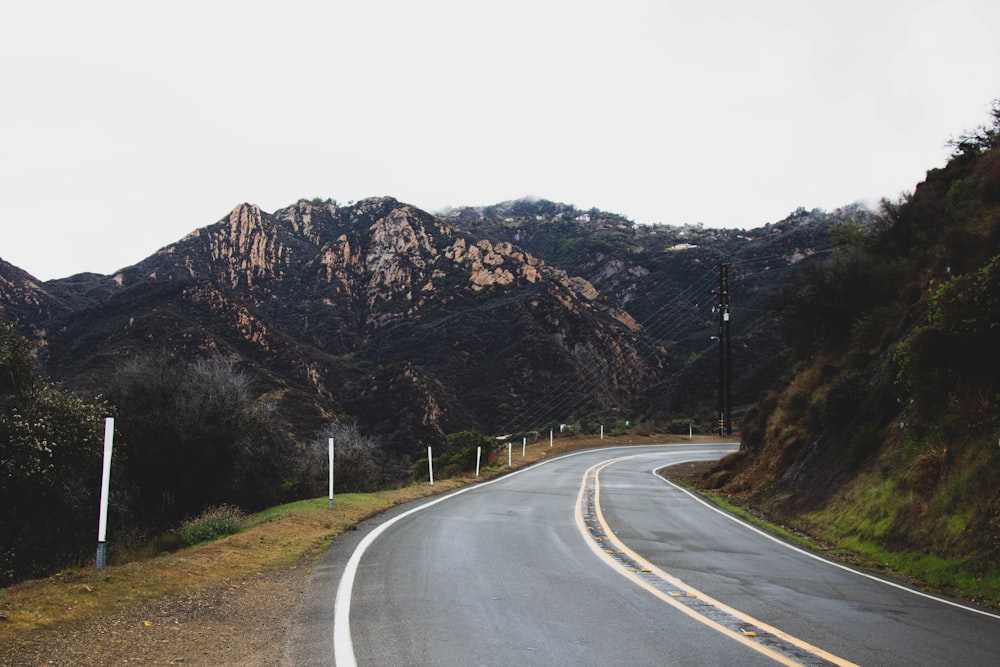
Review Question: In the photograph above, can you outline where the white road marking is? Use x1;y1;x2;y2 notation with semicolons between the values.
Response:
579;452;858;666
654;466;1000;621
333;443;735;666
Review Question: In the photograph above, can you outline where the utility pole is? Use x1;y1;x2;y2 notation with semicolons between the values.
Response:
716;264;732;436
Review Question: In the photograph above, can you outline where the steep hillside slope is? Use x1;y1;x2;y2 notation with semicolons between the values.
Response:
703;108;1000;587
33;198;660;454
0;257;84;330
445;200;869;419
3;193;865;460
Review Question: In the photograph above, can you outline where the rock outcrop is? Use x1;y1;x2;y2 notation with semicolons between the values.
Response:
17;197;661;453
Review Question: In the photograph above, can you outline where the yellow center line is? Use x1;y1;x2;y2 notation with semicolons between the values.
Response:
576;454;859;667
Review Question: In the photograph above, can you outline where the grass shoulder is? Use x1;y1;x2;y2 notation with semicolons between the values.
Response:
0;480;468;639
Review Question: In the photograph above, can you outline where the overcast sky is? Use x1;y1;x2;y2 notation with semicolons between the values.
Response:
2;1;998;281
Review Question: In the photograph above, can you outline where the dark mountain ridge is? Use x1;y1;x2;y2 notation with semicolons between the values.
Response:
1;194;858;460
6;197;676;455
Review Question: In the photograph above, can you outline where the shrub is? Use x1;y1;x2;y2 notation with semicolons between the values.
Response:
822;371;867;431
433;430;491;478
0;323;111;585
179;505;247;546
412;457;430;482
845;424;882;469
101;353;294;532
303;421;391;494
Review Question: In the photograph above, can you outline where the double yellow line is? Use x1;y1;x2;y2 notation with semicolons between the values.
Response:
576;454;858;667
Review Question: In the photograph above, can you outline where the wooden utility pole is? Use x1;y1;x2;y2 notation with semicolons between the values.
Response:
717;264;732;436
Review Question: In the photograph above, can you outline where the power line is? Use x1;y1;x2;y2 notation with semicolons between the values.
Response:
491;243;836;439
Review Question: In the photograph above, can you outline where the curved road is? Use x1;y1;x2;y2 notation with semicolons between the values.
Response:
284;443;1000;666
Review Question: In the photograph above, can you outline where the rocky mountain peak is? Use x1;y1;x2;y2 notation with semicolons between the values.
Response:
2;194;858;457
0;257;75;330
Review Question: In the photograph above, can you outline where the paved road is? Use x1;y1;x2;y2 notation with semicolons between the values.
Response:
284;443;1000;666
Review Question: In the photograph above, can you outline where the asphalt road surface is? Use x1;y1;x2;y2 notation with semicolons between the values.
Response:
284;443;1000;666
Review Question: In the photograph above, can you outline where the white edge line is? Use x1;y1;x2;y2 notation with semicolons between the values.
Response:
333;475;502;667
333;442;725;666
582;452;854;666
652;464;1000;621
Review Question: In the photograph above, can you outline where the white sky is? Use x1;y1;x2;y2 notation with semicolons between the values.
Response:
2;1;998;281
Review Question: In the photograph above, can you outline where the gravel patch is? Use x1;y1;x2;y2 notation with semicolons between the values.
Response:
1;566;312;666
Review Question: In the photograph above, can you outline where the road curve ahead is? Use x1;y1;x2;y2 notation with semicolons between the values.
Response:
286;444;1000;666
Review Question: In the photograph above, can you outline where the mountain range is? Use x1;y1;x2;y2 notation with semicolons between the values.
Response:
0;197;859;457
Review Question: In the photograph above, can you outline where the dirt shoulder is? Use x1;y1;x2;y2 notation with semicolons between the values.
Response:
656;458;718;484
2;566;309;666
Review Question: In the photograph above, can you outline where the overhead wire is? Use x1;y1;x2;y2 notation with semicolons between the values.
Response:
491;242;838;438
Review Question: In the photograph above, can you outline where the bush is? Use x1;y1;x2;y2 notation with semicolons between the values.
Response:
412;457;430;482
436;430;491;476
303;421;391;494
101;353;295;532
0;323;111;585
845;424;882;469
179;505;247;546
772;244;907;356
822;371;867;431
895;256;1000;410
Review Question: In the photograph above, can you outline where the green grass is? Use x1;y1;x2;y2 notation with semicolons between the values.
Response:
828;535;1000;607
0;480;474;639
688;481;1000;609
698;491;820;551
179;505;248;546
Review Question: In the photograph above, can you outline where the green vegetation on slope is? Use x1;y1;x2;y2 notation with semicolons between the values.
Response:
0;322;110;586
702;98;1000;599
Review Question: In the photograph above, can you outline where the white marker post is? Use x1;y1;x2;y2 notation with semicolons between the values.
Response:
428;446;434;486
522;436;526;458
475;446;481;478
96;417;114;570
507;442;512;467
550;429;553;448
600;424;604;440
328;438;335;508
689;423;693;440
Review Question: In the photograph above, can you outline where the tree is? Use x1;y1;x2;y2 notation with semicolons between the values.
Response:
771;243;906;356
101;353;294;532
0;323;110;584
948;98;1000;156
437;430;491;477
302;421;391;494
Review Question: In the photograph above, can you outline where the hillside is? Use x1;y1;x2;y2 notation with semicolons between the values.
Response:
0;196;855;454
9;199;664;455
701;103;1000;593
0;257;81;327
445;200;872;418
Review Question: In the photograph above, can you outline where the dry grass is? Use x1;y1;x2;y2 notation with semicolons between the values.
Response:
0;484;461;639
0;432;711;641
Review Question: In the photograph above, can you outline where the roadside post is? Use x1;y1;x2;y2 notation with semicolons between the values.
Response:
96;417;114;570
328;438;334;508
428;446;434;485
